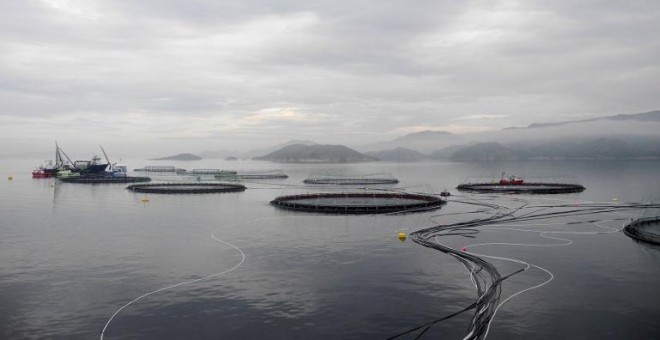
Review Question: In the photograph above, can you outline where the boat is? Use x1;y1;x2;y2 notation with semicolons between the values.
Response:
56;169;80;178
440;189;451;197
499;172;524;185
105;163;128;177
32;143;119;178
32;143;72;178
73;155;108;174
31;168;51;178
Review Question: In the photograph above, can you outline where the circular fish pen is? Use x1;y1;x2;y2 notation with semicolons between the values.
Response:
60;175;151;184
623;216;660;245
126;183;246;194
270;192;445;214
456;182;585;194
303;172;399;185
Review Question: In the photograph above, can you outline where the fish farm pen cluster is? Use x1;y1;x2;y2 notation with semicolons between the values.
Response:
59;175;151;184
303;172;399;185
456;182;585;194
270;192;445;214
126;183;247;194
133;165;186;173
623;216;660;245
190;169;237;176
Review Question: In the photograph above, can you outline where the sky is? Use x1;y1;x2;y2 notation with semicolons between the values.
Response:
1;0;659;156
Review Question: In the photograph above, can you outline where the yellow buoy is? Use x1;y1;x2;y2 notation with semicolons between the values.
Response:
7;176;13;180
141;197;150;203
612;197;618;201
398;232;407;242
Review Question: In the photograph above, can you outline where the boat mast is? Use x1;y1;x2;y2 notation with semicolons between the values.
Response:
100;145;112;170
56;142;76;168
55;141;63;167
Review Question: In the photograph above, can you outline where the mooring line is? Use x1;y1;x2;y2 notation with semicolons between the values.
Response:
99;227;246;339
457;218;624;339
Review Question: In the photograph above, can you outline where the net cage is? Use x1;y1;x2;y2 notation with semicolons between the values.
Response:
303;172;399;185
270;192;445;214
126;182;246;194
624;216;660;245
60;175;151;184
189;169;237;175
133;165;187;173
457;172;585;194
234;169;288;180
456;182;585;194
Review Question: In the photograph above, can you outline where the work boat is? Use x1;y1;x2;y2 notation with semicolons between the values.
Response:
73;155;108;174
499;172;524;185
32;166;52;178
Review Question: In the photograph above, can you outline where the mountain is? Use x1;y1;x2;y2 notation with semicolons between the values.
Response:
254;144;378;163
450;143;523;162
244;140;318;159
429;145;467;160
504;110;660;130
152;153;202;161
351;110;660;162
445;137;660;161
361;130;457;153
365;147;429;162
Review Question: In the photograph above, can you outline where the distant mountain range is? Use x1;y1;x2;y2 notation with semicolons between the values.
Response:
444;138;660;161
355;110;660;161
254;144;378;163
504;110;660;130
170;110;660;163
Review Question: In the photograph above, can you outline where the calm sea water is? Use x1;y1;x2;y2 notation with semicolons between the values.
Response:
1;159;659;339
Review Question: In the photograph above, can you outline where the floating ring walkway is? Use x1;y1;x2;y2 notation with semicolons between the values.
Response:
60;175;151;184
270;192;444;214
623;216;660;245
456;182;585;194
126;183;246;194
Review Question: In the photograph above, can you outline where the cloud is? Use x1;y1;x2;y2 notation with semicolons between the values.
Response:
1;0;659;155
244;107;313;124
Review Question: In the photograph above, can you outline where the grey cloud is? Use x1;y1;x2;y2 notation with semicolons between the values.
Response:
0;0;659;155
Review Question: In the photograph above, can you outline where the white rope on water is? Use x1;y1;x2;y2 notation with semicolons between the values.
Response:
99;227;246;339
452;218;625;340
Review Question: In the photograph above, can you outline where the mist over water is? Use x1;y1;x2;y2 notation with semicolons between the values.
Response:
1;159;659;339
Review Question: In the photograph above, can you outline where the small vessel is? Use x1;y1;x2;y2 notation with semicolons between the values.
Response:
56;169;80;178
499;172;524;185
32;168;51;178
105;164;128;177
440;189;451;197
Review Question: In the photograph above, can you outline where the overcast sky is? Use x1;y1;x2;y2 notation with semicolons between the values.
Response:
1;0;659;155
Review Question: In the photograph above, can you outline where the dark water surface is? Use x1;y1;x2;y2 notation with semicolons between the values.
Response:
1;160;659;339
